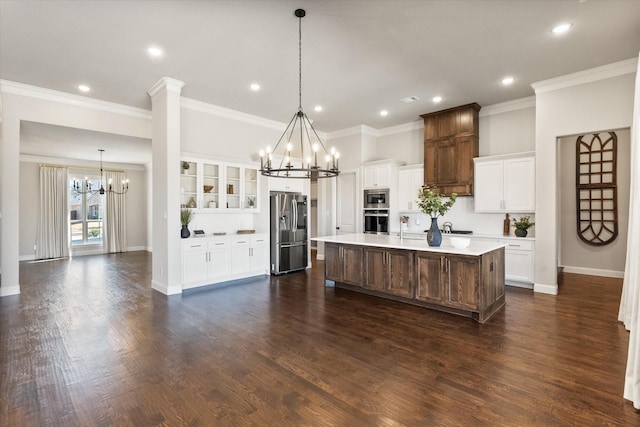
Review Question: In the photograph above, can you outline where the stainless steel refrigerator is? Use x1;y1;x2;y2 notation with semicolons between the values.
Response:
270;192;308;275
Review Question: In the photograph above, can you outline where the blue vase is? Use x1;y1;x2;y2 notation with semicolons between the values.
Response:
427;217;442;247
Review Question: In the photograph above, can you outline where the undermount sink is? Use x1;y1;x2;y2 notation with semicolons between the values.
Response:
424;229;474;235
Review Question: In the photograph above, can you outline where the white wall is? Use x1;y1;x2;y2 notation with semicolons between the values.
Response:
533;62;636;294
558;129;630;277
375;125;424;164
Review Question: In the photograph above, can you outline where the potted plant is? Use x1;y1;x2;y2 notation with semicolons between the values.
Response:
180;208;195;238
417;186;457;247
512;216;534;237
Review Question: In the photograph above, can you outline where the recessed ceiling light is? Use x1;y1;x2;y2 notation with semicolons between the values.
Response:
380;110;388;117
314;105;323;112
250;83;260;91
552;23;572;34
501;76;515;86
432;96;443;103
78;84;91;92
147;46;164;58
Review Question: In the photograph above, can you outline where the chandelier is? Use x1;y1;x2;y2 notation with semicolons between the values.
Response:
259;9;340;179
72;149;129;195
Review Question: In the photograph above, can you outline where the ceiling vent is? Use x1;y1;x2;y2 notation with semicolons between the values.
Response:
400;96;420;103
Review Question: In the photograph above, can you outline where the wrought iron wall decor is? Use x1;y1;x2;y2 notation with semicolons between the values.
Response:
575;132;618;246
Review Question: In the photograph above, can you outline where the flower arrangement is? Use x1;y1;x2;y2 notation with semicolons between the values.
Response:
180;208;195;226
512;216;534;230
417;186;457;218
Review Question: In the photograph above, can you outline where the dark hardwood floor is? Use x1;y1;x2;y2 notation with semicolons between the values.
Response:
1;252;638;426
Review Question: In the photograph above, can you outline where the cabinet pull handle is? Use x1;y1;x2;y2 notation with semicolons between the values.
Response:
440;256;445;272
215;243;224;246
191;245;203;248
490;261;494;272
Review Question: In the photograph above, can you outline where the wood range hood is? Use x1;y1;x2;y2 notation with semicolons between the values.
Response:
421;103;481;196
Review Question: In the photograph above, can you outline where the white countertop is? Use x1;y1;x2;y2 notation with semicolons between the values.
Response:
391;231;535;242
312;233;506;256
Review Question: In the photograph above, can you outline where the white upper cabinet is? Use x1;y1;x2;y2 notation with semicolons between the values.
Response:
181;157;260;213
398;166;424;212
269;176;305;193
474;153;535;213
363;165;390;188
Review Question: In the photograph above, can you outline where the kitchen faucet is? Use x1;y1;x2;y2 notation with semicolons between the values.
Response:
442;221;453;233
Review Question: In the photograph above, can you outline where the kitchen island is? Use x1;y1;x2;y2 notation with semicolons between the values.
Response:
313;233;506;323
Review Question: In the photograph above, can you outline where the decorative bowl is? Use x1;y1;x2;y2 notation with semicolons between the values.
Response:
203;185;214;193
449;236;471;249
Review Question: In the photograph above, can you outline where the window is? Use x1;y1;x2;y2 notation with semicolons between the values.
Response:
69;174;104;245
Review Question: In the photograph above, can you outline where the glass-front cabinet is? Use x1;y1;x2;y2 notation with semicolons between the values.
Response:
243;167;258;211
180;158;259;213
180;160;198;208
202;162;220;210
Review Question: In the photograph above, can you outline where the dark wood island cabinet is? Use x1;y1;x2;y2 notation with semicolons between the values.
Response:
318;234;505;323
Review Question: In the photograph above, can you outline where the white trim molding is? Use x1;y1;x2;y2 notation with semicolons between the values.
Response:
327;125;378;140
531;57;638;94
0;286;21;297
479;96;536;117
534;282;559;295
0;79;152;120
152;280;182;296
181;96;287;132
376;120;424;137
147;77;185;99
561;266;624;279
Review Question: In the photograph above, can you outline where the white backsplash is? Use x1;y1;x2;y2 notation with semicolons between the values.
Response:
400;196;535;238
188;212;258;235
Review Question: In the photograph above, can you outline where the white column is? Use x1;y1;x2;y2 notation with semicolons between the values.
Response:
0;109;21;296
148;77;185;295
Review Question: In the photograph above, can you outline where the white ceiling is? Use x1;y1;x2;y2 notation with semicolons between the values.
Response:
2;0;639;163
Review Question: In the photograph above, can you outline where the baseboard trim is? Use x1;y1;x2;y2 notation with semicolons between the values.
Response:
151;280;182;296
560;265;624;279
0;285;21;296
126;246;146;252
534;282;558;295
19;254;36;261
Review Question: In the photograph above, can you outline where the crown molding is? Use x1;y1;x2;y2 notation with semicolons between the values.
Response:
376;120;424;136
327;125;378;140
181;96;287;132
147;77;185;99
0;79;152;120
20;153;146;171
531;57;638;94
479;96;536;117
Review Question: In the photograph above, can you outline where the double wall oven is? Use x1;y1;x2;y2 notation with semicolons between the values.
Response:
363;189;389;235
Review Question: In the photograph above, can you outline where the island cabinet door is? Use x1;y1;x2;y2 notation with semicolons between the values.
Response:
364;247;387;291
325;243;342;282
446;256;479;310
342;245;363;286
386;249;414;298
415;253;446;304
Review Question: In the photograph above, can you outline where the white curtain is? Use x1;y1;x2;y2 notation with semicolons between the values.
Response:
619;53;640;408
103;170;127;253
36;166;69;259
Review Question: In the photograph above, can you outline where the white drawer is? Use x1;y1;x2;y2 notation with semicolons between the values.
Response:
251;236;267;246
209;239;230;249
182;240;207;252
232;237;251;247
502;240;533;251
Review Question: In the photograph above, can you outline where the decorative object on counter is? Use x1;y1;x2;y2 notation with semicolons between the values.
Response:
213;232;226;236
180;208;195;238
193;230;205;237
503;213;510;236
72;149;129;196
417;186;457;247
208;200;217;208
203;185;213;193
182;161;190;174
575;132;618;246
187;197;197;208
237;229;256;234
512;216;534;237
258;9;339;180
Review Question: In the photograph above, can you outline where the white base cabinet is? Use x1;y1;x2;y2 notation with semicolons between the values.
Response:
182;234;268;289
472;237;534;287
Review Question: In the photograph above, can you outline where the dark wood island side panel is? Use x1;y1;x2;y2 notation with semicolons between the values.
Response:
324;242;505;323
